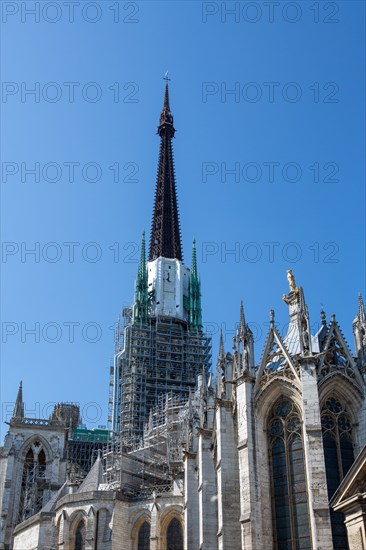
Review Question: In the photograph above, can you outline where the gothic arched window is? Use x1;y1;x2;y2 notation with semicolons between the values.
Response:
166;517;183;550
268;398;311;549
138;521;150;550
321;396;354;549
75;520;86;550
18;441;47;522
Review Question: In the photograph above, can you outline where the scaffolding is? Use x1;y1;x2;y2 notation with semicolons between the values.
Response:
104;391;194;500
17;444;49;523
9;404;81;527
109;311;211;448
108;307;131;431
66;427;109;482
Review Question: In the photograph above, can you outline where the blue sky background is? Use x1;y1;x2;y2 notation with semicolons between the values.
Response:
1;0;365;439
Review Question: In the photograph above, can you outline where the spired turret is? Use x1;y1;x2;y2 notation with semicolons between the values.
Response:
133;231;149;324
132;81;205;327
12;380;24;419
149;80;182;262
145;80;191;323
188;240;202;330
233;300;255;378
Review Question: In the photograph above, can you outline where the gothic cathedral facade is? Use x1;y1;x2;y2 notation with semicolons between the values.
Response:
1;83;366;550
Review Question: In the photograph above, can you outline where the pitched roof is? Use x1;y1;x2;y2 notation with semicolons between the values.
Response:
41;481;68;513
77;452;104;493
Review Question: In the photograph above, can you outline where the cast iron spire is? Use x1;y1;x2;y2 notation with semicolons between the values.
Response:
149;79;183;262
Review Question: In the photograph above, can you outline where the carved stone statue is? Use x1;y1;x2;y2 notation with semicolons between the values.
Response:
221;364;226;383
287;269;296;292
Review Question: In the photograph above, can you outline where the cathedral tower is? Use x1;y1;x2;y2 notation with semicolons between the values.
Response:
109;82;211;445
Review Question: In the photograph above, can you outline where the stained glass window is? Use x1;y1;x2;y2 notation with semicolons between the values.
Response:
268;398;311;549
138;521;150;550
321;397;354;549
166;518;183;550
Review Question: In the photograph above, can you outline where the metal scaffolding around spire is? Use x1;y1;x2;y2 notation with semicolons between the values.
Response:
149;80;183;262
109;80;211;444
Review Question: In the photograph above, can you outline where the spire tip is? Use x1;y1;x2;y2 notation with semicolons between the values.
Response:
270;309;275;325
219;327;225;358
149;82;181;261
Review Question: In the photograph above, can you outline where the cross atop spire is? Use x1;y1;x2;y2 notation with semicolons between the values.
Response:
149;81;182;262
158;80;174;138
164;81;170;105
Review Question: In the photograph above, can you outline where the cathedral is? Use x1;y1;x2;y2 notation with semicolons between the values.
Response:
1;83;366;550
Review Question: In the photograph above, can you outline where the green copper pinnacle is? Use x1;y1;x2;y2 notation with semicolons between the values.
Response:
189;239;202;330
191;239;198;278
134;230;149;324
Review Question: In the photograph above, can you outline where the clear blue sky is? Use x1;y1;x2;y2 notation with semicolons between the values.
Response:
1;1;365;439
